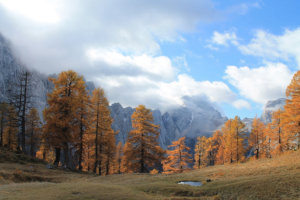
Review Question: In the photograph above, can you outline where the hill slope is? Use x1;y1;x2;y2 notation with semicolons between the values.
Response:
0;148;299;200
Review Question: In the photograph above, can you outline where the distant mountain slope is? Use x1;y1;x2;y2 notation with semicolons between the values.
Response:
261;98;286;123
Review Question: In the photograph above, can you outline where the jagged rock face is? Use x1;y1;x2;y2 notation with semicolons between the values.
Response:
261;98;286;123
110;98;227;149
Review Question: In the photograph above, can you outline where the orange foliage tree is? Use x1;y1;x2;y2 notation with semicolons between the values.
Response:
89;88;116;175
162;137;192;174
283;71;300;150
26;108;42;157
124;105;164;173
194;136;207;169
249;117;265;159
43;70;86;168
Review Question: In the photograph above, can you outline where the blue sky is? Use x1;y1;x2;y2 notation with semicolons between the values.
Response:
0;0;299;118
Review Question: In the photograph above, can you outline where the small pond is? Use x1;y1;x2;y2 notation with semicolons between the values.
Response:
178;181;202;186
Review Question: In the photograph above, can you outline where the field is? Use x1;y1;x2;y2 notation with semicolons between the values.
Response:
0;149;300;200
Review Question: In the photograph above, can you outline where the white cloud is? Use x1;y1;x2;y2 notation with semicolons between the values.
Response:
239;28;300;66
87;50;236;111
211;31;238;46
86;49;176;81
233;99;251;109
225;62;294;104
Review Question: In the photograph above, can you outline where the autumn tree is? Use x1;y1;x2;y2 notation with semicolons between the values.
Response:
75;82;90;171
283;71;300;150
43;70;86;168
124;105;164;173
26;108;42;157
3;105;18;150
162;137;192;174
120;142;134;173
194;136;207;169
262;124;273;158
6;69;33;153
249;117;265;159
90;88;116;175
114;142;123;174
222;119;234;163
214;130;226;165
231;116;246;162
0;103;9;147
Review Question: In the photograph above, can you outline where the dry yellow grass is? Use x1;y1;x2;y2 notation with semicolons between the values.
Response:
0;149;300;200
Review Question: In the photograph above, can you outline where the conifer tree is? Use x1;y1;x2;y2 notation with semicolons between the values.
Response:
26;108;42;157
270;110;284;153
124;105;164;173
162;137;192;174
75;83;90;171
284;71;300;150
102;129;117;175
231;116;246;162
90;88;116;175
115;142;123;174
43;70;86;168
121;142;134;173
249;117;265;159
0;103;9;147
194;136;207;169
3;105;18;150
214;130;225;165
222;119;235;163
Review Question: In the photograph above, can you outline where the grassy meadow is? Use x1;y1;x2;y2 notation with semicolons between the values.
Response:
0;148;300;200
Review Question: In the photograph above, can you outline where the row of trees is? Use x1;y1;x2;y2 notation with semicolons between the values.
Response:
161;71;300;173
1;69;300;175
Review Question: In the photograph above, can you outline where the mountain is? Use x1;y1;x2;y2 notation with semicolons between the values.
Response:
261;98;286;123
0;33;227;149
110;97;227;149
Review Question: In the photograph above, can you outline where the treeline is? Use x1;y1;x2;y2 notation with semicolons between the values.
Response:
1;69;300;175
162;71;300;173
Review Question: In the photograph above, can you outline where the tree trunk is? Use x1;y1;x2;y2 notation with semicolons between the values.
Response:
54;148;61;166
21;71;28;153
0;113;4;146
78;115;84;171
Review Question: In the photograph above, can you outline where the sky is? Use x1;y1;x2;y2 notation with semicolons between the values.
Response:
0;0;299;118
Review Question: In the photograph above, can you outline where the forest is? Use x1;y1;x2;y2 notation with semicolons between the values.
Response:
0;69;300;175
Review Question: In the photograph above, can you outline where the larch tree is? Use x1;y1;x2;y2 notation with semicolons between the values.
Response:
162;137;192;174
222;119;235;163
43;70;86;168
115;142;123;174
3;105;18;150
214;130;226;165
102;129;117;175
249;117;265;159
26;108;42;157
284;70;300;150
124;105;164;173
0;103;9;147
90;88;116;175
75;83;90;171
194;136;207;169
262;124;273;158
269;109;284;154
231;116;246;163
120;142;134;173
